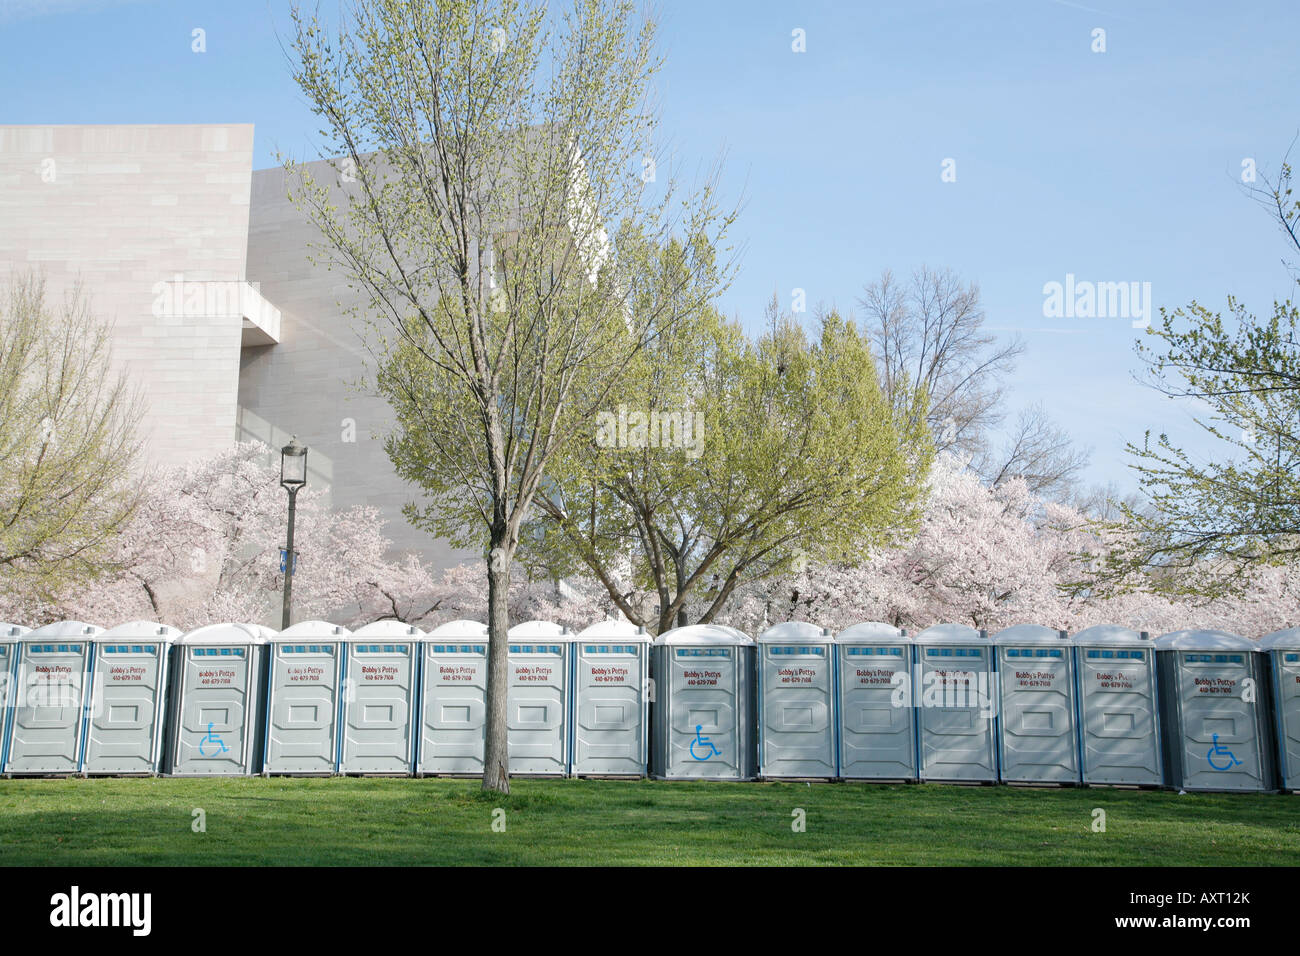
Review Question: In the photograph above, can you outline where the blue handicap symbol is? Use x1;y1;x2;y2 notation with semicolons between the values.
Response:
1206;733;1242;771
690;724;721;761
199;722;229;757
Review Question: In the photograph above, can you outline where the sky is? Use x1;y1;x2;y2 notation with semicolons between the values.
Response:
2;0;1297;496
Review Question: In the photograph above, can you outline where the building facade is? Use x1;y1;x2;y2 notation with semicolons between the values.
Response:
0;123;468;571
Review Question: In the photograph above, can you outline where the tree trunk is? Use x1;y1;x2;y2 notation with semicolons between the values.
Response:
481;529;512;794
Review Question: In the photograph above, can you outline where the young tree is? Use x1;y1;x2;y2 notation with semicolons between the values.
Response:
1113;142;1300;597
0;272;144;607
284;0;732;791
527;299;930;633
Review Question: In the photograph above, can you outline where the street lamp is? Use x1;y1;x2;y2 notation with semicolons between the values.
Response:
280;436;308;629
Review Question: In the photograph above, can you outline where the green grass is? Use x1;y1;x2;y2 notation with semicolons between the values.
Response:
0;777;1296;866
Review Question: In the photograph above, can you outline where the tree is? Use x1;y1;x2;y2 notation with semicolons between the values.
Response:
0;442;444;631
527;297;929;633
0;271;144;607
858;266;1088;499
284;0;733;792
1113;141;1300;598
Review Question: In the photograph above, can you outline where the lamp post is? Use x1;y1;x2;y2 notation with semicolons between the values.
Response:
280;436;308;629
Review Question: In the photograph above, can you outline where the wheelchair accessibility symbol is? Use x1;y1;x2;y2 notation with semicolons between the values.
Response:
1206;733;1242;771
690;724;721;761
199;722;229;757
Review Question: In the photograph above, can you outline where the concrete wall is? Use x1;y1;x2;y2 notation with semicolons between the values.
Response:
242;159;470;571
0;124;254;468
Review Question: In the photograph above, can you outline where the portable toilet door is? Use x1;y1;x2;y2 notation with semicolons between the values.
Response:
756;622;835;779
339;621;421;775
0;624;31;773
915;624;997;783
1155;630;1273;793
1073;625;1162;787
506;621;572;776
993;625;1079;784
263;621;348;775
83;622;180;775
651;624;756;780
168;623;268;776
1260;628;1300;792
835;622;916;781
5;621;101;775
571;620;651;777
418;620;489;775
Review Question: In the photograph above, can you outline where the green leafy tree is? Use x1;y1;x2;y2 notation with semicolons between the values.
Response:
284;0;733;792
1111;141;1300;597
528;294;931;633
0;271;143;605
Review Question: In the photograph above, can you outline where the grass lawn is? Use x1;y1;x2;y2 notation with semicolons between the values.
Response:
0;777;1295;866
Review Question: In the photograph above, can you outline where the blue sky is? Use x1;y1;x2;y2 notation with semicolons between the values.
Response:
2;0;1297;496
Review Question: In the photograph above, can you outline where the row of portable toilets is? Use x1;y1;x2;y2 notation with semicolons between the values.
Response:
0;618;1297;793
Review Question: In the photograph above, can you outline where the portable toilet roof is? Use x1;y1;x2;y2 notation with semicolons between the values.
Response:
1074;624;1150;644
1259;628;1300;651
914;623;983;644
351;620;425;638
268;620;350;640
654;624;751;645
428;619;489;639
993;624;1068;645
576;619;650;641
0;624;30;637
757;621;831;643
100;621;181;641
26;621;103;638
178;622;270;644
1155;629;1255;651
508;620;570;638
837;622;909;644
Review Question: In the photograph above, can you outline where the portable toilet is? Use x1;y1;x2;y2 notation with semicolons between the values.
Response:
992;625;1079;784
4;621;101;775
835;622;916;781
1155;629;1273;792
83;621;180;775
650;624;756;780
1073;625;1162;786
262;621;348;775
0;624;30;772
756;621;835;779
571;619;651;777
418;619;489;775
167;623;270;776
339;621;421;775
915;624;997;782
1260;628;1300;792
506;621;572;776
